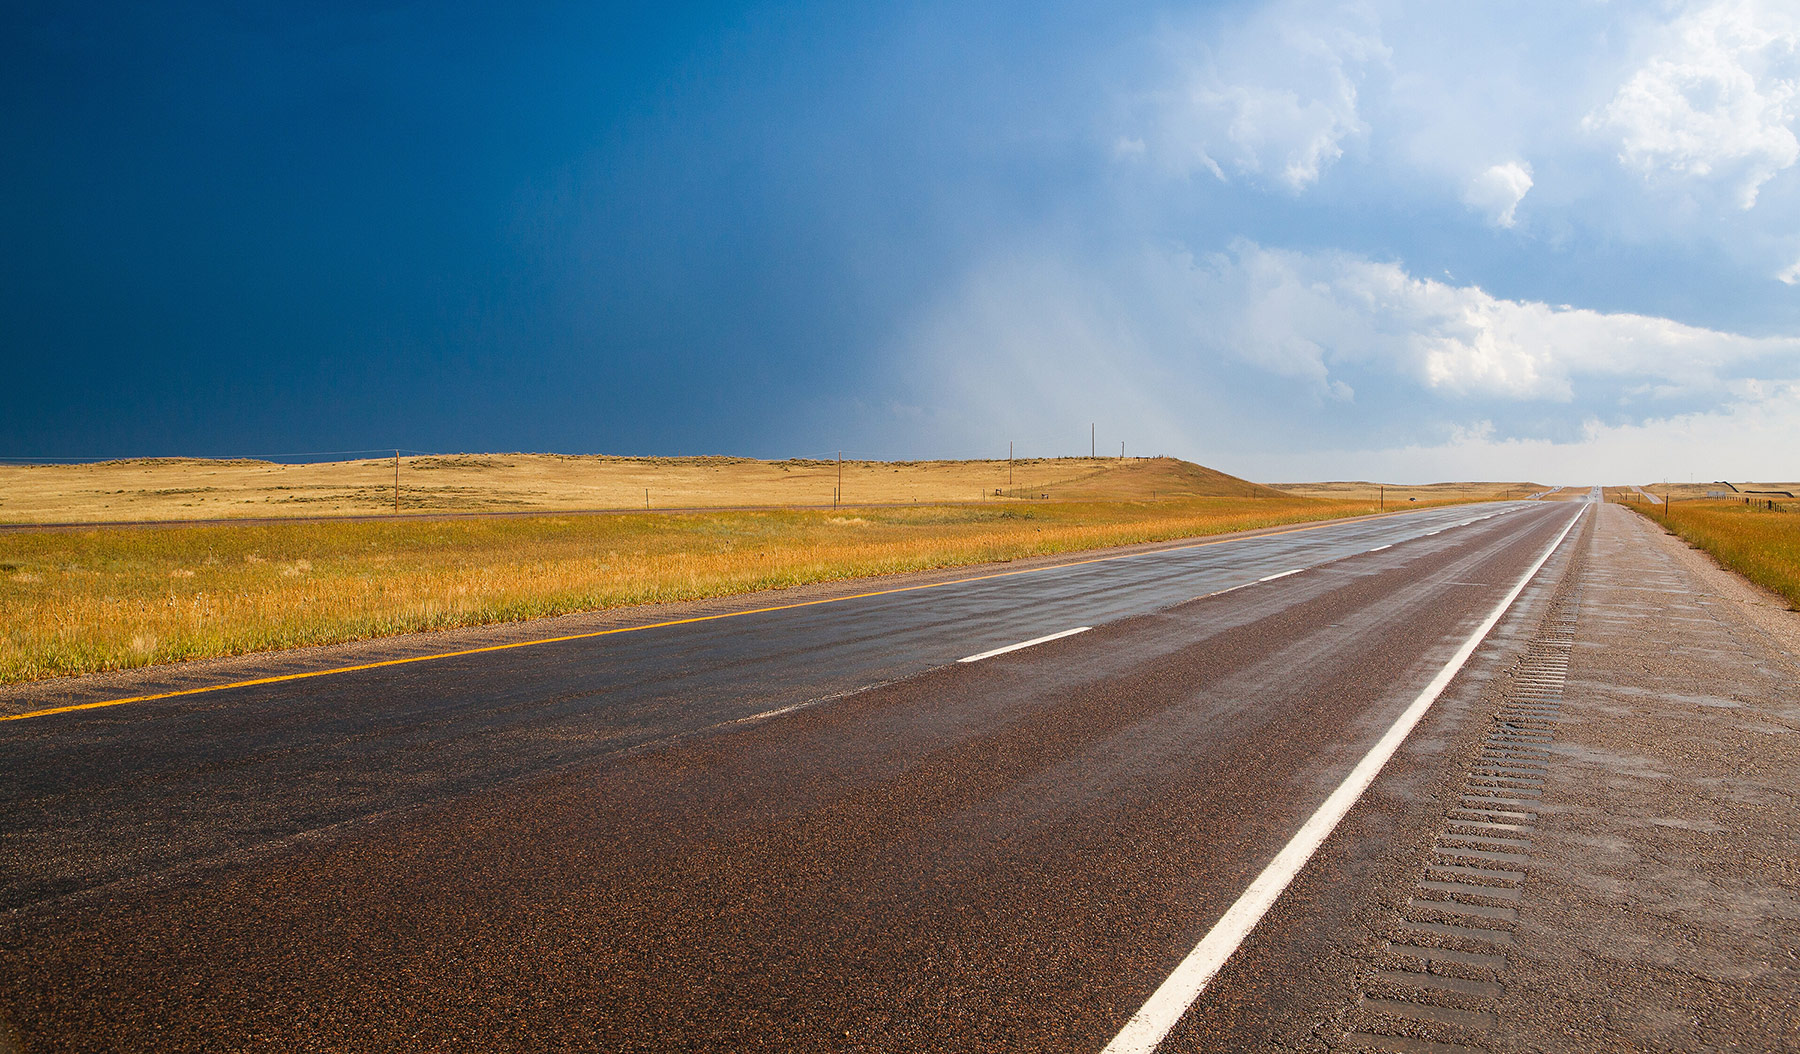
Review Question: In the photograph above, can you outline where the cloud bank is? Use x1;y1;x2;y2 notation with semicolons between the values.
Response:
1585;0;1800;209
955;0;1800;481
1120;1;1800;268
1139;2;1388;189
890;240;1800;482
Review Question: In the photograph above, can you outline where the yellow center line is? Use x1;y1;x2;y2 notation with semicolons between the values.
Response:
0;512;1409;724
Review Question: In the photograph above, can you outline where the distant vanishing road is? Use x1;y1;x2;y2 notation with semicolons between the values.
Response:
0;500;1591;1052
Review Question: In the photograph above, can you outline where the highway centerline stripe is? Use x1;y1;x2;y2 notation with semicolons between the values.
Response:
1368;544;1393;552
0;505;1506;724
1258;568;1305;582
732;702;811;724
1100;501;1588;1054
958;626;1091;663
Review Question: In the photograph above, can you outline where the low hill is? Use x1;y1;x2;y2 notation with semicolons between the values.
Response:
1033;457;1287;500
1270;480;1547;503
0;454;1281;524
1637;481;1800;501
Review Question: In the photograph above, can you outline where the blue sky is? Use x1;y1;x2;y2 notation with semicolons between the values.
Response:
4;1;1797;482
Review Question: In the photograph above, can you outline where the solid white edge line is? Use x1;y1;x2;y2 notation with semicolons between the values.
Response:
1258;568;1305;582
958;626;1092;664
1100;501;1588;1054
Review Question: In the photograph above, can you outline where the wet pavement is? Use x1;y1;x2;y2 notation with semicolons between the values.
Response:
0;504;1581;1051
10;499;1789;1052
1160;500;1800;1053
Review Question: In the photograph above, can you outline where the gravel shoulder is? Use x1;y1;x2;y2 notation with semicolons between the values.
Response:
1494;501;1800;1050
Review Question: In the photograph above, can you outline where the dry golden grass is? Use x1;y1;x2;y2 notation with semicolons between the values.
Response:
0;454;1277;524
1636;481;1800;502
1627;498;1800;609
1266;480;1545;505
0;495;1376;684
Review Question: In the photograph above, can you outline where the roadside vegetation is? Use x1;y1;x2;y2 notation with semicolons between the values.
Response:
1624;495;1800;609
2;496;1386;684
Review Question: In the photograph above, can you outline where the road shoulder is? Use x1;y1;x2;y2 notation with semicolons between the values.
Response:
1492;502;1800;1050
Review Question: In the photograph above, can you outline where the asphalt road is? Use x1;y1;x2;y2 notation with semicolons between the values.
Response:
0;500;1585;1052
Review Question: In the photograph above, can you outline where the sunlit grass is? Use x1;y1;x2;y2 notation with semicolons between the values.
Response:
1628;498;1800;609
1;497;1382;683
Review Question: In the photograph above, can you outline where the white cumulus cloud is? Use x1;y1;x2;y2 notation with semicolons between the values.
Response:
1585;0;1800;208
1167;241;1798;402
1462;162;1534;227
1134;2;1389;191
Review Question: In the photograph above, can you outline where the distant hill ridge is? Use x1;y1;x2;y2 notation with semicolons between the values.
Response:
0;453;1283;524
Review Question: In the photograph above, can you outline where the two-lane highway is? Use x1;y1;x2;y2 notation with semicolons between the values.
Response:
0;499;1585;1051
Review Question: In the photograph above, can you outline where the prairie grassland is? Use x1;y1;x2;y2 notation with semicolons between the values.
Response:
1;495;1373;684
1629;498;1800;609
1637;481;1800;501
0;454;1278;524
1270;480;1546;504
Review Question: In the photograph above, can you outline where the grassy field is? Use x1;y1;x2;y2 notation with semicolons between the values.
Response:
1634;480;1800;501
0;453;1282;524
1272;480;1546;504
1626;497;1800;609
2;493;1376;684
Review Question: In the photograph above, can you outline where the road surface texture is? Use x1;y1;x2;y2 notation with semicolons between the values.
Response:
1260;498;1800;1054
2;497;1792;1051
1481;502;1799;1051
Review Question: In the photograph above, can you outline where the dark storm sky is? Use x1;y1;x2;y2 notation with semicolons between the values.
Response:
5;1;1796;482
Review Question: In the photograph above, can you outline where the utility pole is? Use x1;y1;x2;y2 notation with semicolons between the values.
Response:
838;451;843;506
1380;484;1384;511
645;488;649;509
1120;441;1124;460
394;450;400;514
1091;423;1095;459
1009;441;1013;489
